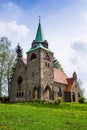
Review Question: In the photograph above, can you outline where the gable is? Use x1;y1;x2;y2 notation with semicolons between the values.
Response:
54;68;68;84
66;78;79;92
11;57;27;80
20;57;27;65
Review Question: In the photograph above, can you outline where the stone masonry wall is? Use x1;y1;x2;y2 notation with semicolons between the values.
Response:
10;59;27;102
26;49;41;101
40;49;54;100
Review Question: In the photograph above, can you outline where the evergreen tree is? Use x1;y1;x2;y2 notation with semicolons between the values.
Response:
53;57;63;71
16;43;23;58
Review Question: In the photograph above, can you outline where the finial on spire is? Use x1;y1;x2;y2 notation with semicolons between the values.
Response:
39;15;41;22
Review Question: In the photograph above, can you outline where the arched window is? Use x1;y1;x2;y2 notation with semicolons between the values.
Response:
58;87;62;97
45;62;47;67
16;91;24;98
78;92;80;98
44;53;50;61
45;62;50;67
16;92;18;98
17;76;23;85
33;87;38;100
44;86;51;100
30;53;37;60
72;92;75;102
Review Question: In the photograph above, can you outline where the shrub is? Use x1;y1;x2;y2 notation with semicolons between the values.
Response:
0;96;9;103
55;97;62;104
79;96;86;103
38;99;43;104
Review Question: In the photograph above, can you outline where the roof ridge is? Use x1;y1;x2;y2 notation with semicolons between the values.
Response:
54;68;69;78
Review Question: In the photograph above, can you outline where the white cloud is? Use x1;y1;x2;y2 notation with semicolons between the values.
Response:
0;2;22;22
70;37;87;69
3;2;19;10
67;39;87;97
51;34;87;98
71;42;87;53
0;20;30;50
0;2;31;44
83;12;87;22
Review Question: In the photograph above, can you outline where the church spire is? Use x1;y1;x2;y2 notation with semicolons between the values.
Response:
35;16;45;42
28;17;49;52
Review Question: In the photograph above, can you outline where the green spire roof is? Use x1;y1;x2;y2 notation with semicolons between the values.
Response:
35;20;45;42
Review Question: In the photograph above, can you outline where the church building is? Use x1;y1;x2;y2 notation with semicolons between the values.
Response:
9;20;82;102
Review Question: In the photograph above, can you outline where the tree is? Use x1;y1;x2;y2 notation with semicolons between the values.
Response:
78;79;85;97
53;57;63;71
6;49;16;97
16;43;23;58
0;36;15;97
79;96;86;103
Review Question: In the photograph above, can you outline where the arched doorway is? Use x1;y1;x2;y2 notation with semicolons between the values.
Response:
72;92;75;102
44;86;51;101
78;92;80;98
58;87;62;97
33;87;38;100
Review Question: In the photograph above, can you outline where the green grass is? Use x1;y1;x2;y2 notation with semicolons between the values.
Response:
0;102;87;130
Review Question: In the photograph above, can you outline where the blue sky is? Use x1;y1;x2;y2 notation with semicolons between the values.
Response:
0;0;87;97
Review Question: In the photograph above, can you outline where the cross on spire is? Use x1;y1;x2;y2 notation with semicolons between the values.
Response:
39;15;41;22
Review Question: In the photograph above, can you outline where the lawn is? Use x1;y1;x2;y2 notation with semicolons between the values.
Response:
0;102;87;130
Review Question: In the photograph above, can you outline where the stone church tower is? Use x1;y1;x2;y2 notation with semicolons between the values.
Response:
9;20;82;102
26;19;54;101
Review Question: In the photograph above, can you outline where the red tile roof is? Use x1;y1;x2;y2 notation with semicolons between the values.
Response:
54;68;68;84
66;85;72;92
67;78;74;84
66;78;74;92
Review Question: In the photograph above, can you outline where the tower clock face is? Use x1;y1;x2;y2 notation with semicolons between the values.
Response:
17;76;23;85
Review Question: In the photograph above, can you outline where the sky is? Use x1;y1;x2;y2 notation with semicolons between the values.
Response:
0;0;87;97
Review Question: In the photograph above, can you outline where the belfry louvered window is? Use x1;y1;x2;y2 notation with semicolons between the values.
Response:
30;53;37;60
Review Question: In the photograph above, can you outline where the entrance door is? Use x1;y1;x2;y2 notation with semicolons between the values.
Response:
33;87;38;100
72;92;75;102
44;86;51;101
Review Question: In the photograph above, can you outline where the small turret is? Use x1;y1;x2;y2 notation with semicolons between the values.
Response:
73;71;77;80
